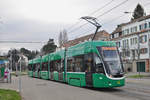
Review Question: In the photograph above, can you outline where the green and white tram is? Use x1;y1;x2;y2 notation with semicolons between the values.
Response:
28;41;125;88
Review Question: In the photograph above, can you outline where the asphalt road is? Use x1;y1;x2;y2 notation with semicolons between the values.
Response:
0;76;150;100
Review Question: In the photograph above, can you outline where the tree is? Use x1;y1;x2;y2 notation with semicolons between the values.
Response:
7;49;20;70
132;4;145;20
20;48;39;60
41;38;57;55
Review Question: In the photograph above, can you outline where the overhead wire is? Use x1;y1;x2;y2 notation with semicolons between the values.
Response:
144;2;150;6
68;0;129;36
67;0;116;33
69;0;129;40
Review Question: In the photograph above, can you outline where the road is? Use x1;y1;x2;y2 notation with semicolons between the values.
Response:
0;76;150;100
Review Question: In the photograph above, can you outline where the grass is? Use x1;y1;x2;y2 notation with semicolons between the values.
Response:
0;89;21;100
128;75;146;78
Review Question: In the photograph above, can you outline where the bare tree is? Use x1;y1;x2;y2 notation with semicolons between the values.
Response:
62;29;68;44
58;31;63;47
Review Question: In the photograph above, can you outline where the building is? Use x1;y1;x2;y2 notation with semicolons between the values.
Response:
110;15;150;72
62;30;109;48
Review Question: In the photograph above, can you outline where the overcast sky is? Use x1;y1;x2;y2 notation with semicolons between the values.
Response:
0;0;150;54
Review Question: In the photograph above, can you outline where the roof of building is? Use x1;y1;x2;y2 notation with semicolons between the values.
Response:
111;25;122;35
121;14;150;27
62;30;109;48
111;14;150;35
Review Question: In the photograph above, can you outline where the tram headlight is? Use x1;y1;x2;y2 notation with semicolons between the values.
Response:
109;75;113;78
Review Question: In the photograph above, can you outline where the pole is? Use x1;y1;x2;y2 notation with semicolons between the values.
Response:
137;33;141;77
64;48;67;82
19;57;22;93
148;32;150;72
80;16;101;41
11;53;12;72
92;26;101;41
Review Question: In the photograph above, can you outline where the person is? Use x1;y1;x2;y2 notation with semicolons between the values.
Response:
4;66;10;83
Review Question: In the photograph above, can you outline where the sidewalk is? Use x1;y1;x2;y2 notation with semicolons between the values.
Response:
125;72;150;86
126;72;150;76
126;78;150;86
125;72;150;78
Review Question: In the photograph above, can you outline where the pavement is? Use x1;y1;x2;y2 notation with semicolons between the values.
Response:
125;72;150;77
0;75;150;100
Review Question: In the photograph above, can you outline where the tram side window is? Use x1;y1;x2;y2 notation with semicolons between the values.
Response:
74;55;84;72
53;60;61;72
56;60;62;72
33;64;36;72
42;62;48;71
94;54;105;74
60;59;64;72
28;64;32;71
67;58;74;72
50;61;54;72
35;63;40;71
83;53;94;72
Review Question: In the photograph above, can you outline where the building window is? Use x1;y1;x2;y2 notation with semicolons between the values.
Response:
130;37;138;45
132;50;135;59
135;37;137;44
122;30;125;35
149;22;150;28
111;34;114;38
144;23;147;29
124;50;130;57
134;26;137;32
130;38;132;45
127;29;129;34
140;48;148;54
130;28;133;33
140;35;147;43
139;25;142;30
122;39;129;48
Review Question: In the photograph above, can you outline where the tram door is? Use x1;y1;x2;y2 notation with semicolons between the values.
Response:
85;72;93;86
85;54;93;87
58;60;64;81
50;61;54;80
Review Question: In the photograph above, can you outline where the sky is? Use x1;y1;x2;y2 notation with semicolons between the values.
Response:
0;0;150;54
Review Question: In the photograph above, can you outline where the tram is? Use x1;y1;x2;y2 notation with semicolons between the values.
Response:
28;41;125;88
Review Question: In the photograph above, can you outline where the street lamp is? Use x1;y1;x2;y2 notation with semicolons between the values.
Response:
80;16;101;41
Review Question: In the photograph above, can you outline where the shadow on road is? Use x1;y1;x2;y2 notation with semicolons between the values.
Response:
83;87;123;93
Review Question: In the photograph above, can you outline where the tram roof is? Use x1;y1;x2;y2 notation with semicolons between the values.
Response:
28;41;116;64
28;60;33;64
32;57;41;64
49;49;65;61
42;54;49;62
67;41;116;57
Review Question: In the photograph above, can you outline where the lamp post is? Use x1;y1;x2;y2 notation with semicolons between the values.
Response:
80;16;101;41
18;53;24;94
